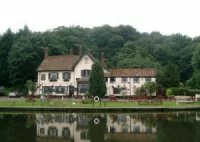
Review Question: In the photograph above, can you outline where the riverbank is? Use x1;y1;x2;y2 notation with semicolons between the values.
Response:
0;99;200;112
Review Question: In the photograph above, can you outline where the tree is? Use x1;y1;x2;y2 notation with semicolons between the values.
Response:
89;61;106;98
143;82;156;96
0;28;14;85
158;62;180;88
25;80;36;95
188;45;200;89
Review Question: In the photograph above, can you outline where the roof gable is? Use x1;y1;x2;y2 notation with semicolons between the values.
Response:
37;53;96;71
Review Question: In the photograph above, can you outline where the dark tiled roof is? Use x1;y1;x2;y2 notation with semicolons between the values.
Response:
105;68;156;77
37;54;80;71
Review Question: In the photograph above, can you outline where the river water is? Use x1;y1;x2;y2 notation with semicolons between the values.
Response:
0;111;200;142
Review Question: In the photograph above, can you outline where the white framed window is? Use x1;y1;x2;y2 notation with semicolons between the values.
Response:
41;74;46;80
81;70;90;77
145;77;151;82
133;78;140;83
63;72;71;81
121;77;128;83
110;77;116;83
49;72;58;81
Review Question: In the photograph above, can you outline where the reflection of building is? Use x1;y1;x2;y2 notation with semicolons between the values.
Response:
36;48;156;96
36;113;156;142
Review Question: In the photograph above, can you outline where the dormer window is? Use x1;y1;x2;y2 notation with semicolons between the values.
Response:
63;72;71;81
81;70;90;77
49;72;58;81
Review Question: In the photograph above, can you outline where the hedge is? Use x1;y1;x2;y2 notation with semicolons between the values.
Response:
170;87;200;96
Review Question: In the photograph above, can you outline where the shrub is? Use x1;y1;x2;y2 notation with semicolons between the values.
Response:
82;99;93;104
170;87;200;96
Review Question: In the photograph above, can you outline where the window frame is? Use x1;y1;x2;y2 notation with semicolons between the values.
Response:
145;77;152;82
133;77;140;83
121;77;128;83
41;74;46;81
81;69;90;77
110;77;116;84
49;72;58;81
63;72;71;81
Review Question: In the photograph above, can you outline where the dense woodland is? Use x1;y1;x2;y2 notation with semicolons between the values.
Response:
1;25;200;91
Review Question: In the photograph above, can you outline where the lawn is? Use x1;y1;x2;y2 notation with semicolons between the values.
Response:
0;98;200;108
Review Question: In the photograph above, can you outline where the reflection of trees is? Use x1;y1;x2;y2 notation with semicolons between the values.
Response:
0;114;36;142
88;115;106;142
156;113;200;142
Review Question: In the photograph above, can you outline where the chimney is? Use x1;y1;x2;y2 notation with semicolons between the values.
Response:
101;52;105;67
79;46;83;56
44;48;48;59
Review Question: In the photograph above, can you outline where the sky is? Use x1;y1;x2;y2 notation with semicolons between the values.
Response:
1;0;200;37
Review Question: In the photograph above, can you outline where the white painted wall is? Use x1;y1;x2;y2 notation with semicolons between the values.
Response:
106;77;156;96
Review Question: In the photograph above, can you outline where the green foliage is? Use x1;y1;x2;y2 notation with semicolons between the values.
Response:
25;80;36;95
143;82;156;95
157;62;180;88
169;87;200;96
89;61;106;98
166;88;173;96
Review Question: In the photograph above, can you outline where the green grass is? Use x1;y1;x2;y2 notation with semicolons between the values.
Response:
0;99;200;108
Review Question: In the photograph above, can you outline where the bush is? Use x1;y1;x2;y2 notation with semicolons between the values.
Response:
166;88;173;96
82;99;93;104
170;87;200;96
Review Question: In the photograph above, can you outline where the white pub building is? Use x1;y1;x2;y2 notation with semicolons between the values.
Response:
36;48;156;97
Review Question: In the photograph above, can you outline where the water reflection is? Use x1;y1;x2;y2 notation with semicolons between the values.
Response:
0;112;200;142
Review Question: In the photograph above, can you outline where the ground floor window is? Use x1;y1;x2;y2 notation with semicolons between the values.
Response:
43;86;69;94
43;86;53;94
78;83;88;93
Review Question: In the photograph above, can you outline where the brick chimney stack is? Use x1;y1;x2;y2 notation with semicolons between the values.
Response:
44;48;48;59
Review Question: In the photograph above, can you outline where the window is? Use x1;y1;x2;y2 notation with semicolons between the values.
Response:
80;131;90;140
63;72;71;81
43;86;53;94
55;86;65;94
84;56;89;64
78;83;89;93
48;127;58;137
133;78;140;83
49;72;58;81
41;74;46;80
62;128;70;138
133;126;140;133
110;77;116;83
145;77;151;82
40;128;45;135
81;70;90;77
110;126;116;133
146;127;152;133
121;77;128;83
